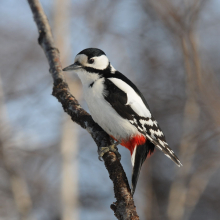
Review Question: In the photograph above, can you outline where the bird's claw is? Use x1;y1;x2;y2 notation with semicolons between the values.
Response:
98;141;121;161
98;147;109;161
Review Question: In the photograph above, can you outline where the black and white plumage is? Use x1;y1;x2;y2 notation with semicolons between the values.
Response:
63;48;182;194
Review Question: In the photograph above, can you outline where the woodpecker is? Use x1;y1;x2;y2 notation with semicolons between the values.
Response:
63;48;182;194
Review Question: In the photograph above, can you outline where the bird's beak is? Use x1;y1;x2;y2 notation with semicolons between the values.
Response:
63;62;82;71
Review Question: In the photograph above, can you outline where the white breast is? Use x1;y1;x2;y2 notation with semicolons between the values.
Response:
83;78;140;141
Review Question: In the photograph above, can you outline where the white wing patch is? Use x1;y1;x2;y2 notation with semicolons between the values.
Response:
108;78;151;118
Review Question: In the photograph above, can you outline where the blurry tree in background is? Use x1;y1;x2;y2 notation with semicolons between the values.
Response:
54;0;80;219
0;0;220;219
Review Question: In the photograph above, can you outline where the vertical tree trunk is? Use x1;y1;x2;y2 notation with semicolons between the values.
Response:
0;72;33;220
53;1;80;219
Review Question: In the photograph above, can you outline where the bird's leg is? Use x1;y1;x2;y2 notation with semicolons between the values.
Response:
98;141;121;161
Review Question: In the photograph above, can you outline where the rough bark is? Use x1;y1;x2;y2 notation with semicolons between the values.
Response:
27;0;139;219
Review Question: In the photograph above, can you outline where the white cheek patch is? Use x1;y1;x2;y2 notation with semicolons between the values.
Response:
75;54;88;65
87;55;109;70
75;54;109;70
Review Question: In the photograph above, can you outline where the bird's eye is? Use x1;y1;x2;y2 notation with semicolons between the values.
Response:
88;59;94;64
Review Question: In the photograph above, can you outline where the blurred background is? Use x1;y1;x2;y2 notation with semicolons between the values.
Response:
0;0;220;219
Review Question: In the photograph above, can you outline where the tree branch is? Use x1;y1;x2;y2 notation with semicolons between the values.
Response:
27;0;139;219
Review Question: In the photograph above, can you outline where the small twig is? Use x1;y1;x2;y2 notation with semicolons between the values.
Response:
27;0;139;219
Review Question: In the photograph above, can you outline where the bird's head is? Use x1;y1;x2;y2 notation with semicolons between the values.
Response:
63;48;109;71
63;48;115;85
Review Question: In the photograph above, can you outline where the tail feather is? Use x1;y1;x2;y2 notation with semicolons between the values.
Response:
131;141;154;195
145;133;182;167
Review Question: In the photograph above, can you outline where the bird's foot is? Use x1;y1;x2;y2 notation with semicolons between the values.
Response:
98;141;121;161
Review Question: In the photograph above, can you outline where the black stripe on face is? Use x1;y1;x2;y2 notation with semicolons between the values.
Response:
83;63;111;76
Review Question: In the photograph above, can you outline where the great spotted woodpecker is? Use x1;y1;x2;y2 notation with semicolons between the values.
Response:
63;48;182;194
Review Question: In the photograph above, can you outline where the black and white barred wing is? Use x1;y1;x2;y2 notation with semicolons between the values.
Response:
105;77;182;167
144;120;182;166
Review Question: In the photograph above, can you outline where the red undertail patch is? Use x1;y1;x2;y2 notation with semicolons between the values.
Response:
121;135;146;155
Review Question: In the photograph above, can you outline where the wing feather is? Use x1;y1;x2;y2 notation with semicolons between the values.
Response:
108;78;151;118
103;78;182;167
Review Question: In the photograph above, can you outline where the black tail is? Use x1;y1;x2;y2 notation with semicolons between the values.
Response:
131;140;154;195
